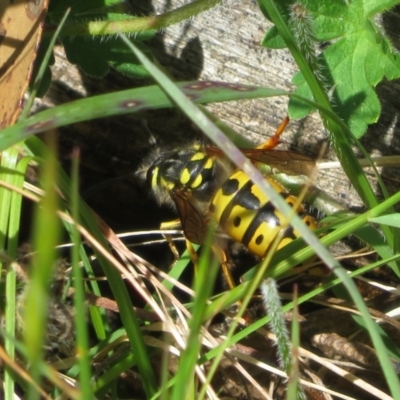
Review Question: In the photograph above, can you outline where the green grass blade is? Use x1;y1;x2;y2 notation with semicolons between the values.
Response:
258;0;377;204
20;8;71;119
24;135;61;400
171;235;219;400
2;148;23;399
0;84;286;151
69;148;93;399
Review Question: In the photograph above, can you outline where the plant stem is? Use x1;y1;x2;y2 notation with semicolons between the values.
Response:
47;0;222;37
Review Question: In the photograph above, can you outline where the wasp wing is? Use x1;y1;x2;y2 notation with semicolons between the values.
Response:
206;145;315;177
242;149;315;177
171;190;209;245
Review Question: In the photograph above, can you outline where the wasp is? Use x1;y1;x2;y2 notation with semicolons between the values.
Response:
144;118;318;284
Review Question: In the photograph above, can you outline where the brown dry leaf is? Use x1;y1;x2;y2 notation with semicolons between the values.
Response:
0;0;48;129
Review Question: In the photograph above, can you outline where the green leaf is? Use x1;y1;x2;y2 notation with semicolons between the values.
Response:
369;214;400;228
263;0;400;137
62;36;152;78
354;223;400;276
263;27;286;48
47;0;155;79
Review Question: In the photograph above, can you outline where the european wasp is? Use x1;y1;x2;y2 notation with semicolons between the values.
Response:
144;118;318;283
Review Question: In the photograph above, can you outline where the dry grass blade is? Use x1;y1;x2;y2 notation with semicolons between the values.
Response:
0;345;52;399
299;347;394;400
222;344;354;400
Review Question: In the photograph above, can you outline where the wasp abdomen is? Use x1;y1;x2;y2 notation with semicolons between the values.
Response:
211;170;316;258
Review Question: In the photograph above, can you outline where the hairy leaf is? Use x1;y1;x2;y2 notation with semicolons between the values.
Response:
263;0;400;137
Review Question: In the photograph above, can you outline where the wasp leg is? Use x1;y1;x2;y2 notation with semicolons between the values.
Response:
160;219;201;268
160;219;182;264
185;238;199;266
212;245;236;291
256;116;290;150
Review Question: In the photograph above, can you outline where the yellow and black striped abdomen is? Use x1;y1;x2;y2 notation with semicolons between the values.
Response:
210;171;317;258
